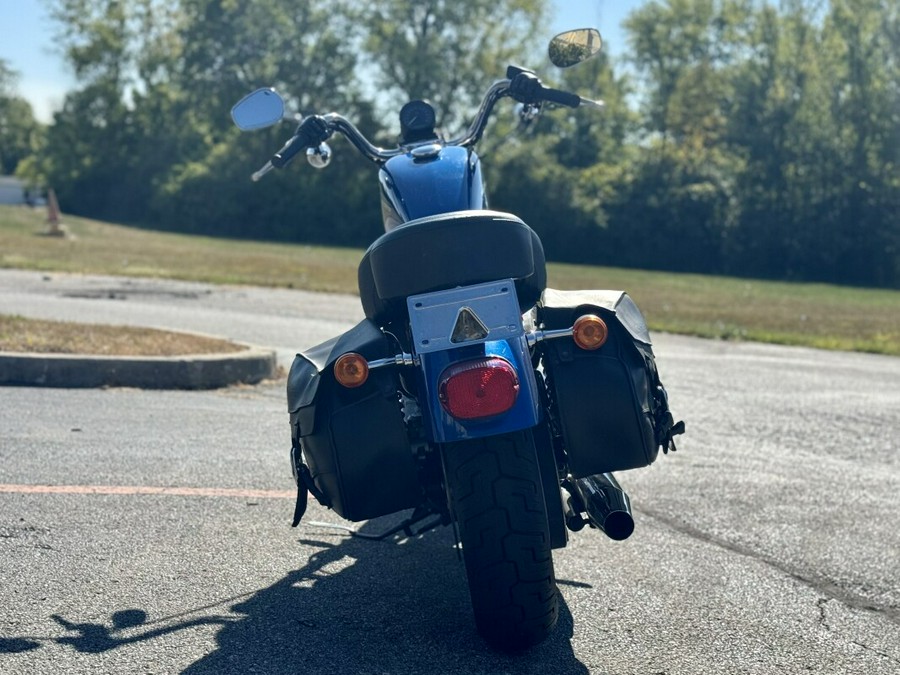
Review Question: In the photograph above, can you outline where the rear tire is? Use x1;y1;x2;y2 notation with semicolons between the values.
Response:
443;430;559;650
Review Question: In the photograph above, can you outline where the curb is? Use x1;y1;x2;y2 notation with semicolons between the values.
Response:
0;344;278;389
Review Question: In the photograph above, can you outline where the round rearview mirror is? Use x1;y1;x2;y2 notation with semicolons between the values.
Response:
548;28;603;68
231;88;285;130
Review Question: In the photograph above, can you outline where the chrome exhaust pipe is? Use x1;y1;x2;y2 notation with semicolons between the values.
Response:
571;473;635;541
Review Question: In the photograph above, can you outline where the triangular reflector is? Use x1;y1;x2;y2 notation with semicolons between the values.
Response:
451;307;489;343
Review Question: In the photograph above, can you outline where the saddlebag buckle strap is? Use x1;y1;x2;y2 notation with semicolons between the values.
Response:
653;384;685;454
290;444;331;527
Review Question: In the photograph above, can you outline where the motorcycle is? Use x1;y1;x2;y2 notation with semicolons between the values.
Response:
231;29;683;651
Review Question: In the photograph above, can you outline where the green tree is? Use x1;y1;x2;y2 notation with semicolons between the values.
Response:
724;0;841;279
550;49;636;168
360;0;549;133
175;0;364;128
40;0;139;215
618;0;899;286
619;0;750;273
725;0;899;285
156;0;382;243
0;60;41;175
822;0;900;285
624;0;753;143
40;0;382;242
36;0;896;286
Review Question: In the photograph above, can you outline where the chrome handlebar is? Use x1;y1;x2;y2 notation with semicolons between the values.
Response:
320;79;512;165
255;77;601;176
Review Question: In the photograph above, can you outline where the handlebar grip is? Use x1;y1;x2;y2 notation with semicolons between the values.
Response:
271;131;311;169
542;87;581;109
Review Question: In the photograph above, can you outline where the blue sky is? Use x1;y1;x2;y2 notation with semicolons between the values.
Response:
0;1;643;123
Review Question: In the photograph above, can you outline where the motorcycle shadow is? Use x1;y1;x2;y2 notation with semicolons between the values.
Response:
184;512;589;675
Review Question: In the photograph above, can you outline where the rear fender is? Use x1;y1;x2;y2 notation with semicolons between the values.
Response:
407;280;541;443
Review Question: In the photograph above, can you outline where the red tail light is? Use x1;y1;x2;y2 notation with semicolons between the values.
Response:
439;357;519;420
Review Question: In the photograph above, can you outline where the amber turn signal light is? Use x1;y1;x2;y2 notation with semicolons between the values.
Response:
572;314;608;350
334;352;369;388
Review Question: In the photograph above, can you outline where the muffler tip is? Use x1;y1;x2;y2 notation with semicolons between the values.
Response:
602;511;634;541
571;473;636;542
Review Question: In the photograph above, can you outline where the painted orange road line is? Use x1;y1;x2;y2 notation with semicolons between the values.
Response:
0;484;295;499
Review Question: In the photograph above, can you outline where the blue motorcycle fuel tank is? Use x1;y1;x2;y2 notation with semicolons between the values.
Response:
379;145;486;228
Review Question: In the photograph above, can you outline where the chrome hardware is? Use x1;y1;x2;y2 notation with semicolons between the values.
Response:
306;143;332;169
410;143;443;160
367;352;417;370
578;97;605;111
519;103;542;123
251;161;275;182
526;326;575;347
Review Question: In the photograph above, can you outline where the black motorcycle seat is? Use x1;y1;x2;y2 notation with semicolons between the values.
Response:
357;210;546;322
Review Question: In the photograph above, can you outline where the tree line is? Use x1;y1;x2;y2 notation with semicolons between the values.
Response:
1;0;897;288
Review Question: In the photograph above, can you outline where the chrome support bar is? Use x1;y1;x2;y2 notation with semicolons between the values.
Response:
526;326;575;348
367;353;417;370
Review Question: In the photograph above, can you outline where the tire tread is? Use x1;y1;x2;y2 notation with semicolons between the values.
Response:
444;430;558;650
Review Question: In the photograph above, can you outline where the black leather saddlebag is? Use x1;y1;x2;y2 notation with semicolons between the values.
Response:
538;289;681;478
287;319;421;521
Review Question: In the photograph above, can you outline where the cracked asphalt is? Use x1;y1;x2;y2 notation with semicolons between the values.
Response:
1;269;898;674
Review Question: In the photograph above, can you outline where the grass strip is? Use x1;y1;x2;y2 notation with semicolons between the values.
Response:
2;205;898;356
0;314;244;356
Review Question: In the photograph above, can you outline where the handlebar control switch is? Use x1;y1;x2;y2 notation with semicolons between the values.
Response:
506;64;582;109
272;115;334;169
296;115;333;145
508;69;544;105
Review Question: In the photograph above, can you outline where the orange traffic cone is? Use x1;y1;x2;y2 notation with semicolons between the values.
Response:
45;188;66;237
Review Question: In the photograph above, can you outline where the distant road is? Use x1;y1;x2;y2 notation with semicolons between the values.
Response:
0;176;24;204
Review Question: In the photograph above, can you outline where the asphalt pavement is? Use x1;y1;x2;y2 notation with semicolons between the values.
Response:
1;269;898;674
